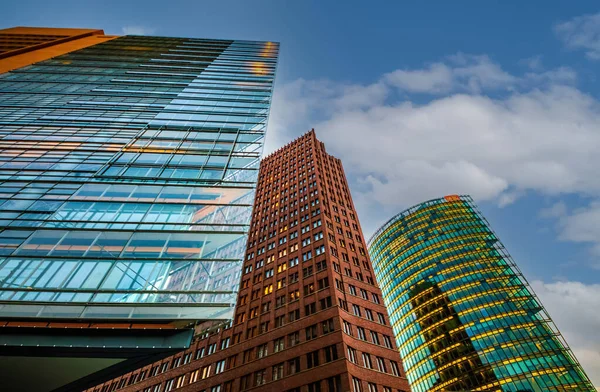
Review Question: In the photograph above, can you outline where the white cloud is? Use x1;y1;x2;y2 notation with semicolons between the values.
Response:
541;201;600;262
320;85;600;205
539;201;568;219
384;54;517;94
264;78;388;155
384;63;454;93
121;26;156;36
520;55;544;71
555;12;600;60
382;54;570;95
265;54;597;237
532;280;600;388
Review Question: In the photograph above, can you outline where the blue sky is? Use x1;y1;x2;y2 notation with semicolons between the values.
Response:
3;1;600;387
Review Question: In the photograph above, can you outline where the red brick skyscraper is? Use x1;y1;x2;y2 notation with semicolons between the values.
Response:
89;130;410;392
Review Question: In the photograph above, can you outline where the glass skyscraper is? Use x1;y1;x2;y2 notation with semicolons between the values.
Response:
368;195;594;392
0;27;278;392
0;31;278;322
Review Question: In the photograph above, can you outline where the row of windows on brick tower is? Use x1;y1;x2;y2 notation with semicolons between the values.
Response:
88;130;411;392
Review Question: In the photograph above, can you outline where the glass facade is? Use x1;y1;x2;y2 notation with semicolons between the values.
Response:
0;35;279;321
368;195;594;392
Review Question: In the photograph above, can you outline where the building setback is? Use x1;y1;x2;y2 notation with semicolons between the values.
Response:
368;195;595;392
88;130;411;392
0;27;278;391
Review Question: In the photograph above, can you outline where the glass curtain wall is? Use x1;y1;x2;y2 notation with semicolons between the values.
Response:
368;195;594;392
0;35;278;321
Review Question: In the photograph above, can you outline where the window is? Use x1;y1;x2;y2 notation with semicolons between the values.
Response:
305;324;318;340
306;350;320;368
315;245;326;255
190;369;199;383
352;377;363;392
327;376;343;392
308;381;322;392
348;285;357;295
357;327;366;340
320;296;332;309
288;357;301;374
227;354;237;369
274;337;285;353
240;374;252;390
276;295;286;308
275;315;285;327
317;277;329;290
260;321;269;334
362;353;373;369
257;343;268;358
304;283;315;296
377;312;386;325
171;357;181;368
322;318;334;334
305;302;316;315
272;363;284;381
316;260;327;271
302;251;312;261
289;289;300;301
220;337;230;350
372;293;381;304
164;378;175;392
383;335;393;349
365;308;374;321
289;309;300;322
201;365;211;379
323;344;338;362
343;321;353;336
367;383;378;392
352;304;361;317
160;362;169;373
277;277;286;289
347;346;357;363
370;331;380;345
390;361;401;377
255;369;266;386
376;357;387;373
303;266;314;277
242;349;253;364
288;331;300;346
289;271;299;283
215;359;226;374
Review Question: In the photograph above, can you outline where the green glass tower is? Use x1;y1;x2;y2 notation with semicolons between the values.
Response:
368;195;594;392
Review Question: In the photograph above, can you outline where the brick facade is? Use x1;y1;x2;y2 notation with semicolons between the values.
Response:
88;130;410;392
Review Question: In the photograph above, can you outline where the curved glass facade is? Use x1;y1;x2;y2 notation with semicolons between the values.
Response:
0;35;278;321
368;195;594;392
